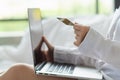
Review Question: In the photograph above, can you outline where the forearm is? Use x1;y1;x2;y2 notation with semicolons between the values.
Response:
79;28;120;69
53;46;99;68
54;46;81;65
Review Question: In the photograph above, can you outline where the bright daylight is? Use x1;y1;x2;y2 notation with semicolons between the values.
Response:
1;0;120;80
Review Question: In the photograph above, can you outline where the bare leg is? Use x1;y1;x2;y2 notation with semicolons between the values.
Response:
0;63;77;80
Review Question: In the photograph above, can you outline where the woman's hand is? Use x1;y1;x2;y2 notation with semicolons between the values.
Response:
73;23;90;46
42;36;54;62
34;36;54;65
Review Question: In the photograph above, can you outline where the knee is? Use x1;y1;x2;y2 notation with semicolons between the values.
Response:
11;63;32;69
0;63;34;80
9;63;34;74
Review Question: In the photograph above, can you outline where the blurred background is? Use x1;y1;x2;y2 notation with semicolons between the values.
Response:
0;0;119;46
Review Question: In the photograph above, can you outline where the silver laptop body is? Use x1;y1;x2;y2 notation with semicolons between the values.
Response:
28;8;103;80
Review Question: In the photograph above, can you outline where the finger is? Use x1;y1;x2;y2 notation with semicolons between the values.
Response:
74;32;84;46
44;51;52;62
74;41;80;46
74;22;79;24
42;36;53;49
74;30;81;36
73;24;83;31
35;36;44;50
75;36;82;43
41;50;47;61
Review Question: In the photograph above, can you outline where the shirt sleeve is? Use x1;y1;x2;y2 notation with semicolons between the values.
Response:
53;46;104;68
54;46;81;65
78;28;120;69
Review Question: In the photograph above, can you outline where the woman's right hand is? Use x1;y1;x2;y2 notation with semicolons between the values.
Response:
34;36;54;65
42;36;54;62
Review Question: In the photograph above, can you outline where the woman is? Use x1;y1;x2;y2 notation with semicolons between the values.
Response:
1;6;120;80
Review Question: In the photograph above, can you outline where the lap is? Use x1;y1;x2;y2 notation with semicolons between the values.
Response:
18;63;77;80
37;75;77;80
0;63;77;80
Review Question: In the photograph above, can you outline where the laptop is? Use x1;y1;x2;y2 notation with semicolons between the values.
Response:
28;8;103;80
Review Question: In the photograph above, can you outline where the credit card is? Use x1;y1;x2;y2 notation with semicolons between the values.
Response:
57;17;74;26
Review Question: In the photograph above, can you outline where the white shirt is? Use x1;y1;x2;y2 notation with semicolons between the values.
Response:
54;7;120;80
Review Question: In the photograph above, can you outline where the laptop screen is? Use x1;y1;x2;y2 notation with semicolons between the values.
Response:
28;8;44;66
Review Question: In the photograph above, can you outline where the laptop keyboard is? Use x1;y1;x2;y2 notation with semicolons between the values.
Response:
47;63;74;74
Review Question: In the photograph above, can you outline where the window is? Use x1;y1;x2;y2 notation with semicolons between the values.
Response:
0;0;114;46
0;0;114;32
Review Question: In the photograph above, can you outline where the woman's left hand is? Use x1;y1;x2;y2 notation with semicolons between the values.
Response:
73;23;90;46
